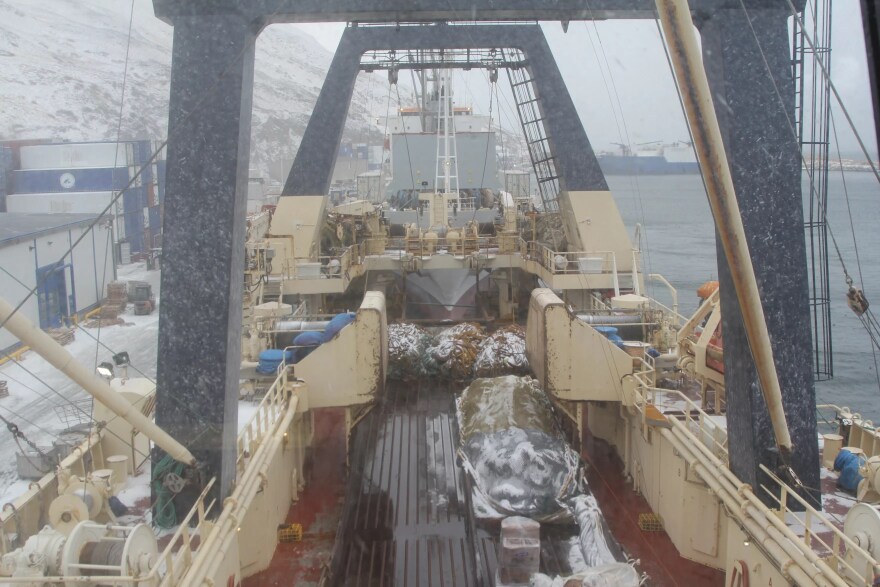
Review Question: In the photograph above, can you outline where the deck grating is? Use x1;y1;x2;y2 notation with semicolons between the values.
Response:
329;380;493;586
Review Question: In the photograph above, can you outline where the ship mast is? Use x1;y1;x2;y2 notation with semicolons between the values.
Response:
434;68;460;196
653;0;794;458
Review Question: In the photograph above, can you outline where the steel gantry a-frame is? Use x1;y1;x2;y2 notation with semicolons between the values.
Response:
281;25;607;204
151;0;818;510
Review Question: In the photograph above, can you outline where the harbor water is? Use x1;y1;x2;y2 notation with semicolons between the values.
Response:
609;172;880;422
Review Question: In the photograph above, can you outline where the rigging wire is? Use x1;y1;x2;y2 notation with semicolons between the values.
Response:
93;224;113;374
651;12;711;253
784;0;880;186
0;350;155;462
0;408;58;475
735;0;880;367
471;78;496;224
578;14;657;291
829;109;880;391
97;0;136;380
394;83;420;226
829;110;867;293
377;68;394;207
0;263;156;384
0;0;294;339
0;402;66;443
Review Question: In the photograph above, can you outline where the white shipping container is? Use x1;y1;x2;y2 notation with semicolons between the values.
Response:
357;171;382;203
19;143;127;170
368;146;384;165
6;191;114;214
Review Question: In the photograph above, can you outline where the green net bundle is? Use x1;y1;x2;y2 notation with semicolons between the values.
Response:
426;322;486;381
387;323;434;380
472;324;529;378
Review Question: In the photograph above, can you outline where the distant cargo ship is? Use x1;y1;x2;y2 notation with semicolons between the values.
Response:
596;141;700;175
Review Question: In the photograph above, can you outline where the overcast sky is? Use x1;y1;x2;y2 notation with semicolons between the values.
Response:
292;3;876;159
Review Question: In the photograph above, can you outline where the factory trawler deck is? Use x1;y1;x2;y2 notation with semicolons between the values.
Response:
2;1;880;586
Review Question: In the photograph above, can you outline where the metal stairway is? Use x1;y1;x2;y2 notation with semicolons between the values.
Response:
260;279;282;305
506;55;565;248
435;68;460;196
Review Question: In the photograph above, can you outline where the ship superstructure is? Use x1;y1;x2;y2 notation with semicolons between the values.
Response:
1;1;880;587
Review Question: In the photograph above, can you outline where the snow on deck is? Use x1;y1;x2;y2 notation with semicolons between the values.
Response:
0;262;284;508
0;262;161;504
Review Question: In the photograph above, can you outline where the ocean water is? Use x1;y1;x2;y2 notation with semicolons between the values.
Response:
607;172;880;422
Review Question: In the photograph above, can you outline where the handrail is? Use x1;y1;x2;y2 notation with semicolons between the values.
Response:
758;464;880;584
0;429;104;553
237;365;291;470
633;382;730;463
647;273;679;318
0;478;218;586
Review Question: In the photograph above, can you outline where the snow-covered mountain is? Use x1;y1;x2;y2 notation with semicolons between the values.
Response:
0;0;387;182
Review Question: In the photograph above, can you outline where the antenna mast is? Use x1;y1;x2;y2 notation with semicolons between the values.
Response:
435;68;459;196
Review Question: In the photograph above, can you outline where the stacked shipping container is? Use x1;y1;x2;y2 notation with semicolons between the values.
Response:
1;140;165;259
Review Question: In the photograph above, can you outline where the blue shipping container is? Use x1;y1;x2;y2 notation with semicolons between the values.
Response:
148;206;161;236
123;186;145;253
156;160;166;203
11;167;129;194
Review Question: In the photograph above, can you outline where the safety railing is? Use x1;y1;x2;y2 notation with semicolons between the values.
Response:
155;481;218;587
758;464;880;584
636;383;729;463
281;245;362;281
236;363;292;473
362;236;499;258
817;405;880;459
534;245;618;277
0;430;104;554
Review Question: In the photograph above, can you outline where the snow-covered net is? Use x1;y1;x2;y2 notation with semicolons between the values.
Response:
572;494;618;567
387;323;531;382
456;376;580;521
531;563;642;587
387;323;434;381
427;322;485;380
472;324;529;378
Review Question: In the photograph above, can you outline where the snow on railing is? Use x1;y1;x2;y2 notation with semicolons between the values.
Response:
0;429;104;555
236;364;291;472
758;464;880;584
634;375;729;464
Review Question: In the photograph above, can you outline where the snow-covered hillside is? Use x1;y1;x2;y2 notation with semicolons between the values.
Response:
0;0;387;182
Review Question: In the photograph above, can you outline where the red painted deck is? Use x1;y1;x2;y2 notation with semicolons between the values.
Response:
243;408;348;587
245;395;731;586
581;415;726;587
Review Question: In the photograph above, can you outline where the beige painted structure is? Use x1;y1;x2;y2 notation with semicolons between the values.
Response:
267;195;327;268
293;291;388;408
561;190;637;263
526;288;636;403
525;288;880;587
